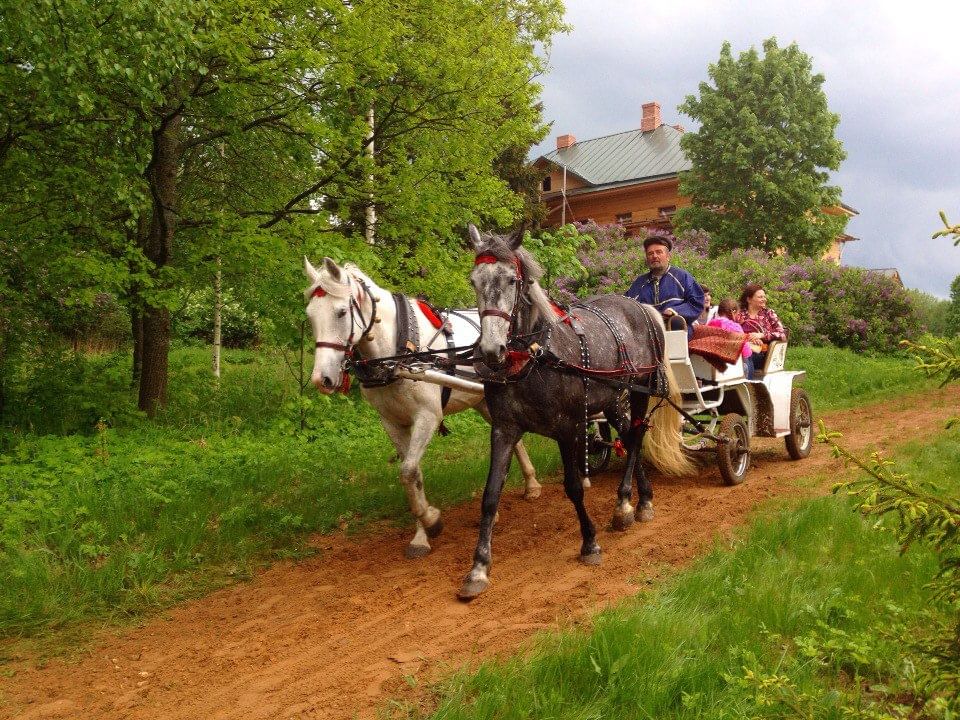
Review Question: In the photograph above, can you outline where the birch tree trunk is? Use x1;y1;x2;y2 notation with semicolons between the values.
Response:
212;257;222;379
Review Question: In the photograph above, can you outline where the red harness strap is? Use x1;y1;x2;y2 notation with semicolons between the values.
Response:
416;300;443;329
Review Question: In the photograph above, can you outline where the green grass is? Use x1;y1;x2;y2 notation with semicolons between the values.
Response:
0;344;940;642
420;433;960;719
787;345;936;412
0;347;559;639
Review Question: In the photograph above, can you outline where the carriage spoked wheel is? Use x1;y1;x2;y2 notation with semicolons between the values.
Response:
785;388;813;460
586;421;613;475
717;413;750;486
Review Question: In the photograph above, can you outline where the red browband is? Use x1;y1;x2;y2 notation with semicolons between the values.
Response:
474;254;498;265
312;287;327;298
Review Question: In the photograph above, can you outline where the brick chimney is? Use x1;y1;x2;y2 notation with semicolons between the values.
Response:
556;134;576;150
641;102;662;132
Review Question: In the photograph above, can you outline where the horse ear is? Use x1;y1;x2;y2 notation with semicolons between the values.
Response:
303;256;320;282
322;257;345;284
508;223;527;250
468;224;484;252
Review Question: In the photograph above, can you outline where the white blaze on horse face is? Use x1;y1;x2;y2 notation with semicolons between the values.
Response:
471;260;517;366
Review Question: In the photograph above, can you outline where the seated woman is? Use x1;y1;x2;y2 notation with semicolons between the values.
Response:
708;298;754;377
696;285;716;325
734;283;787;376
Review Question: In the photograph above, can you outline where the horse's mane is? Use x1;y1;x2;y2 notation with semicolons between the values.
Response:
304;261;385;302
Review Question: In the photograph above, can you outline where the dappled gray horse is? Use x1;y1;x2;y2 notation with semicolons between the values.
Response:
458;226;692;599
304;257;542;559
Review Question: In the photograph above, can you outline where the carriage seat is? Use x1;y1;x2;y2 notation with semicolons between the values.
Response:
753;340;788;377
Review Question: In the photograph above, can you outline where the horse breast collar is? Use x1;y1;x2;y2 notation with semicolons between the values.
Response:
392;293;420;354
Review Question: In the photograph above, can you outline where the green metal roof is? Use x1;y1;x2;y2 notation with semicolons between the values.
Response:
537;124;691;189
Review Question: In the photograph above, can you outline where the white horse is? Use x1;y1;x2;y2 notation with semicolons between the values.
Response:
303;257;542;558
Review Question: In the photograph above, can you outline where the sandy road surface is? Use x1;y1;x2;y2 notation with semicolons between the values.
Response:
5;386;958;720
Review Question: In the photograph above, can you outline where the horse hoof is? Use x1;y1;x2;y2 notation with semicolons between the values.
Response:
524;486;542;501
425;518;444;539
636;504;655;522
582;477;592;489
611;511;634;532
580;551;602;566
457;578;489;601
405;543;431;559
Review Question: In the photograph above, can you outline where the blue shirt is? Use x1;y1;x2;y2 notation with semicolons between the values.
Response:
625;266;705;337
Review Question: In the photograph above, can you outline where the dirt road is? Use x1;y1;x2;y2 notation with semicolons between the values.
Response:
5;386;958;720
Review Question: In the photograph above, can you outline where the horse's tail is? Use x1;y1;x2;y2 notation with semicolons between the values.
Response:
641;308;695;477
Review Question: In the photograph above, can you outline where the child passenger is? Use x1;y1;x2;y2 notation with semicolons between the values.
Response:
708;298;755;378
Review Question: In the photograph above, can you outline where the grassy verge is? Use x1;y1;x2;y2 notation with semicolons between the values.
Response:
0;347;559;640
420;432;959;719
0;344;939;642
787;345;935;412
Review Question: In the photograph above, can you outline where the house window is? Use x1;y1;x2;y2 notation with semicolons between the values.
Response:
616;212;633;224
542;176;552;191
658;205;677;217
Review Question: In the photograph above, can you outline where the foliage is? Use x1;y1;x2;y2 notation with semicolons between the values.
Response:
820;427;960;701
427;434;960;719
933;211;960;247
173;288;264;349
0;0;568;413
674;38;847;257
523;224;594;291
553;224;924;353
908;290;954;338
948;276;960;338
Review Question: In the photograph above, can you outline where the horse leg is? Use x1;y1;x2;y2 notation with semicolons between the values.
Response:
559;438;601;564
512;440;541;500
475;402;541;500
382;418;442;558
631;392;655;522
458;424;519;600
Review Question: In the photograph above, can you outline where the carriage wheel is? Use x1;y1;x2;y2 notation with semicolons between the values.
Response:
586;421;613;475
785;388;813;460
717;413;750;486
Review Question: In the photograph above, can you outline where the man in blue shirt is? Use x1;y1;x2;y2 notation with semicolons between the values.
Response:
625;235;705;338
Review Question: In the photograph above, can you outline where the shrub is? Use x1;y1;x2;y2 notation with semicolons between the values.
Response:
551;223;925;353
173;288;263;348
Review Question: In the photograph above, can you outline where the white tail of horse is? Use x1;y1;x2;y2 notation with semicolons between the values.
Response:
641;309;694;477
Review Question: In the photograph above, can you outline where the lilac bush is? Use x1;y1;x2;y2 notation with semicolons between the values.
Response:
550;223;924;353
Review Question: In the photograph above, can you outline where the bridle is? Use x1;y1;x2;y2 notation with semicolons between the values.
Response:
310;274;379;358
474;253;526;331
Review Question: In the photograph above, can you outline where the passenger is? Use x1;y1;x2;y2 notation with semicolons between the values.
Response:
734;283;787;375
708;298;754;378
696;285;716;325
625;235;705;338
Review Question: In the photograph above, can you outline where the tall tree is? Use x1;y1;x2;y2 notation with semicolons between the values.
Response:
674;38;847;257
2;0;565;416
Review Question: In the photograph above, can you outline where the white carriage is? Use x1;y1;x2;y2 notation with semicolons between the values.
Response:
663;328;813;485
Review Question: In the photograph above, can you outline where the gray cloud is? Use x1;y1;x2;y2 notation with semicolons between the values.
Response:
532;1;960;296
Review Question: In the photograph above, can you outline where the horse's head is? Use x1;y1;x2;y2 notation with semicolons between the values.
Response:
303;256;369;394
468;223;547;369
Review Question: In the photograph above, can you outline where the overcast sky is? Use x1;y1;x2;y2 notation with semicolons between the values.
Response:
530;1;960;297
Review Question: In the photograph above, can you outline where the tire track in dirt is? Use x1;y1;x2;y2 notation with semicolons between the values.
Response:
5;386;958;720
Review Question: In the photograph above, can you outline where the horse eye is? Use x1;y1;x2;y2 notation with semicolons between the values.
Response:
336;308;347;318
508;277;517;285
